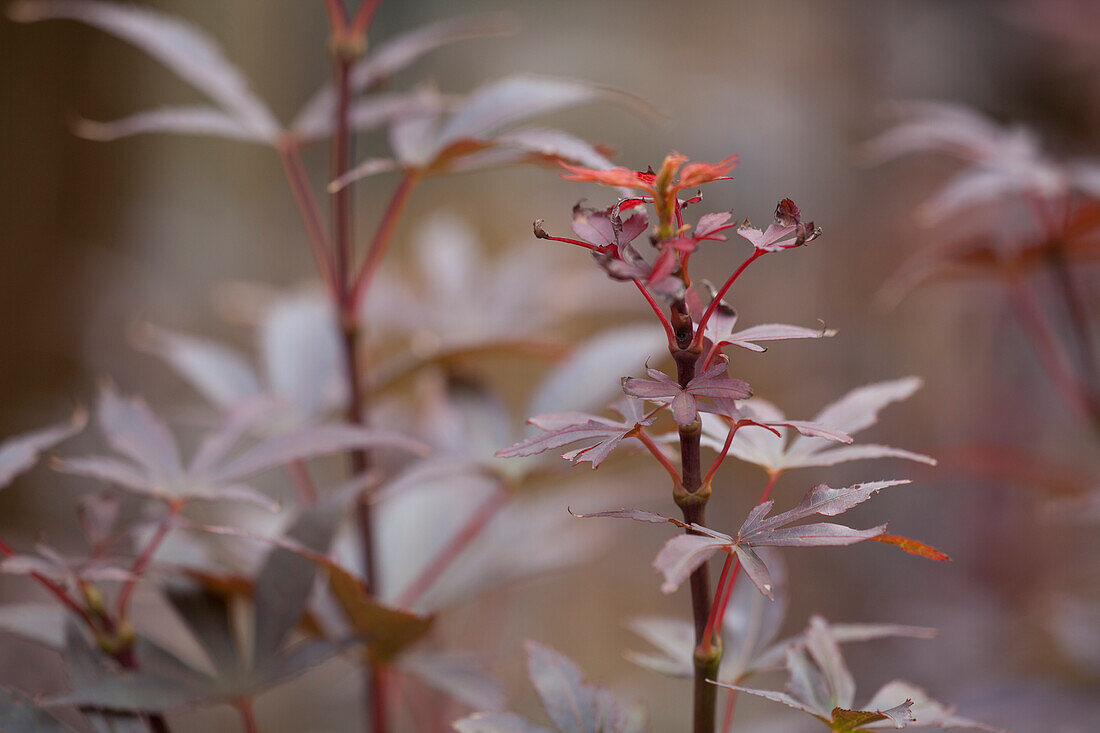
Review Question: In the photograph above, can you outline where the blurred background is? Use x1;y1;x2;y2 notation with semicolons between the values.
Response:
1;0;1098;730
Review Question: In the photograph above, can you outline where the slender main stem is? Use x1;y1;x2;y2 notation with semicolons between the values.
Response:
672;342;718;733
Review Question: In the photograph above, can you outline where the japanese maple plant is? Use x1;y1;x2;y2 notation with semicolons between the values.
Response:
480;152;1002;733
0;2;1006;733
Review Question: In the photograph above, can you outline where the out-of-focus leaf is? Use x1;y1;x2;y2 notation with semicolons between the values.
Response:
709;379;935;474
9;0;280;142
252;485;354;666
0;603;67;649
525;640;642;733
77;491;121;547
0;687;78;731
798;379;922;446
339;75;652;188
165;587;239;675
399;650;505;711
0;410;86;490
452;713;553;733
96;384;183;483
654;534;731;594
45;671;211;712
291;13;516;137
528;326;666;418
136;324;260;409
64;623;147;733
73;106;262;142
862;681;1006;731
209;424;426;484
327;564;432;664
432;75;650;160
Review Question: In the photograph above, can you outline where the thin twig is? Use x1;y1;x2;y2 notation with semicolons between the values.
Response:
275;139;338;298
633;429;682;486
693;250;765;350
394;487;509;608
348;172;421;310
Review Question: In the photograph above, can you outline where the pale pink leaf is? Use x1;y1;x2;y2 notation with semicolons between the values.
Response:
73;106;263;142
211;424;426;483
0;411;85;490
792;443;936;469
654;535;730;594
291;13;516;135
10;0;279;140
96;384;183;482
135;324;260;409
748;522;888;547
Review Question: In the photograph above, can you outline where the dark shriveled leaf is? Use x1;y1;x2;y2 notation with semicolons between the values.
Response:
870;534;950;561
327;565;432;664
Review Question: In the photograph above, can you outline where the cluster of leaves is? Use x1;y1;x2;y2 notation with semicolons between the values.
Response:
490;149;997;732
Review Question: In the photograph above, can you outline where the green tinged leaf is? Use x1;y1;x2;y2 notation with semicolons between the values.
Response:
327;564;433;664
165;588;239;674
0;687;77;732
252;488;348;665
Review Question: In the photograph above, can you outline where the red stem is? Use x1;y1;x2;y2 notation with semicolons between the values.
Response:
758;470;780;503
699;553;733;651
632;278;677;347
350;0;383;36
116;506;178;619
236;698;259;733
693;251;765;349
633;429;683;486
286;459;319;507
0;537;96;629
394;488;509;608
348;172;420;310
276;140;338;298
701;421;742;488
720;689;738;733
1006;273;1097;423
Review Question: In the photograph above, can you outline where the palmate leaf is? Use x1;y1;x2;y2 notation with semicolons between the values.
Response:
702;378;937;474
55;385;425;509
0;687;77;732
10;0;280;142
291;13;517;138
0;410;85;489
496;397;655;469
453;713;553;733
47;587;344;714
251;483;357;666
712;617;1002;732
455;642;644;733
575;481;908;600
334;74;652;189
